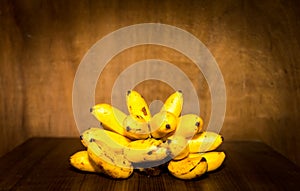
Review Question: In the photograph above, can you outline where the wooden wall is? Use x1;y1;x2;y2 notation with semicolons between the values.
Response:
0;0;299;166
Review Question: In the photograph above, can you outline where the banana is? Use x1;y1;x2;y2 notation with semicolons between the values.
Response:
188;151;226;172
90;103;127;135
123;138;168;165
174;114;204;138
149;111;178;139
126;90;151;122
87;141;133;179
168;156;208;180
69;150;102;173
166;135;189;160
80;127;131;153
123;115;150;140
74;90;227;180
188;131;223;153
161;90;183;117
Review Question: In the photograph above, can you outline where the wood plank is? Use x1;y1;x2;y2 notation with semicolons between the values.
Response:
9;138;85;191
0;138;299;191
0;138;61;190
219;141;300;190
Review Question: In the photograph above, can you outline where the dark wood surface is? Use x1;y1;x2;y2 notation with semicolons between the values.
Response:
0;138;299;191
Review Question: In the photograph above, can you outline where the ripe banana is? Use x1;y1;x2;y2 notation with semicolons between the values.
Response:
72;89;226;180
80;127;131;153
87;141;133;179
168;156;208;180
69;150;102;173
123;138;168;165
174;114;204;138
161;90;183;117
188;151;226;172
126;90;151;122
166;135;189;160
188;131;223;153
123;115;150;140
149;111;178;139
90;103;127;135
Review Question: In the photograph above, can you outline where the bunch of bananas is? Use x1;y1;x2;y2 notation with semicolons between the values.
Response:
70;90;225;180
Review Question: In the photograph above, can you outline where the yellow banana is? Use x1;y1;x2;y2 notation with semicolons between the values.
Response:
161;90;183;117
168;156;208;180
149;111;178;139
126;90;151;122
80;127;131;153
69;150;102;173
174;114;204;138
188;131;223;153
123;138;168;164
87;141;133;179
123;115;150;140
188;151;226;172
90;103;127;135
166;135;189;160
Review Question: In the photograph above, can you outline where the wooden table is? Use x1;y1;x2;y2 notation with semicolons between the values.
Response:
0;138;299;191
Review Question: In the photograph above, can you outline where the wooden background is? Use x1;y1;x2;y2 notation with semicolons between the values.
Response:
0;0;299;166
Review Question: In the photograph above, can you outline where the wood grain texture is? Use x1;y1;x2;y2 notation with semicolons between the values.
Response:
0;0;29;161
0;0;300;166
0;138;299;191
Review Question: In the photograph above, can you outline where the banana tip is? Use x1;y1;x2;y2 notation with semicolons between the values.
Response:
221;136;224;142
200;157;207;162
